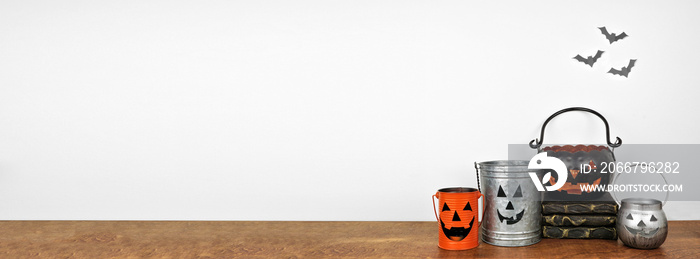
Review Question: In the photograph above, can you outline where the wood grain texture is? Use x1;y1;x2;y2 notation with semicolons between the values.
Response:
0;221;698;258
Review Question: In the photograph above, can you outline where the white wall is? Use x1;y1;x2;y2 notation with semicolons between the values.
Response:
1;0;699;220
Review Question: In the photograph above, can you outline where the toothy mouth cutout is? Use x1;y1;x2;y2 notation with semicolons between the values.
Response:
497;209;524;225
625;225;660;237
440;216;475;241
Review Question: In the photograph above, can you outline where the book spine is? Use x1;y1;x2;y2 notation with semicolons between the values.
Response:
542;226;617;239
542;215;616;227
542;203;618;215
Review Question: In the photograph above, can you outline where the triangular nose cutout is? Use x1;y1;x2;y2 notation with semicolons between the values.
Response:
452;211;461;221
506;201;514;210
637;220;646;227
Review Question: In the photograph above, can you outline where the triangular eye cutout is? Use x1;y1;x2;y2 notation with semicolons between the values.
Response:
442;202;451;212
626;214;634;220
464;202;472;211
650;215;658;222
452;211;461;221
513;185;523;198
497;186;506;197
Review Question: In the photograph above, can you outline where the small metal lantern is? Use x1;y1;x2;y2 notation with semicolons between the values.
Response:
613;167;670;249
616;198;668;249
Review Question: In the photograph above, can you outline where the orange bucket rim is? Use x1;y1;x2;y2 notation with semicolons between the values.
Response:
437;187;479;193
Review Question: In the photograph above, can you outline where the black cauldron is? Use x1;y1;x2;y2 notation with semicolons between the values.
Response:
530;107;622;201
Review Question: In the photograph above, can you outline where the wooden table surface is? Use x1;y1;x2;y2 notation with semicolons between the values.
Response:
0;221;698;258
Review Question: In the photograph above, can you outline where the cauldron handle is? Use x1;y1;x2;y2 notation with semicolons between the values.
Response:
529;107;622;150
611;163;670;207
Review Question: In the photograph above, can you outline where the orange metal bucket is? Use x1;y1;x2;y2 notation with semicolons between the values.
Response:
432;187;483;250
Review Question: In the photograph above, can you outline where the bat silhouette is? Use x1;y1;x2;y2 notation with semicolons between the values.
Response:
599;27;628;44
573;50;604;67
608;59;637;77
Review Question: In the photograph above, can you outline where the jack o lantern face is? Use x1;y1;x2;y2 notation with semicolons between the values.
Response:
622;213;661;237
496;184;524;225
548;167;602;195
439;201;476;241
617;199;668;249
543;145;614;197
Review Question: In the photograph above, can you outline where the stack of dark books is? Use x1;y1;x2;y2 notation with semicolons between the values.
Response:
541;194;619;239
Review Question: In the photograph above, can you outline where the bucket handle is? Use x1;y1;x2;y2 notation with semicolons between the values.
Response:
611;163;670;207
432;191;484;227
474;162;482;193
473;163;483;226
529;107;622;150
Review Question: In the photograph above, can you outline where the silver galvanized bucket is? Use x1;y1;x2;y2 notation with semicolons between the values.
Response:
475;160;541;247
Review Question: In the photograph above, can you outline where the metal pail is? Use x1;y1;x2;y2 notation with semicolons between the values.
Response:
475;160;541;247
